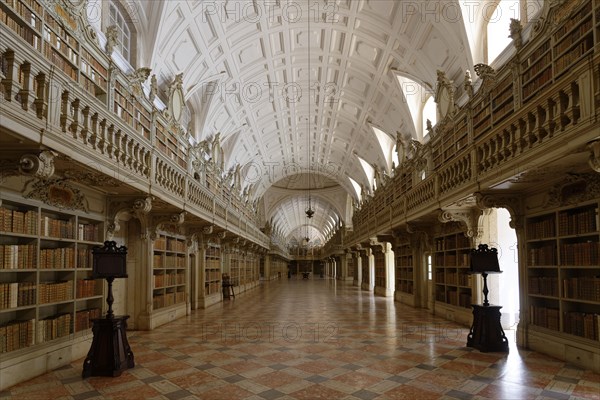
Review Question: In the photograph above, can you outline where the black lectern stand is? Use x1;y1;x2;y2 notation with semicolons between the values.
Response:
82;241;135;378
466;244;509;353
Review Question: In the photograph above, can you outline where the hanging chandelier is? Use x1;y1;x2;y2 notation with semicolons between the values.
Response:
305;195;314;218
303;215;310;245
304;8;314;220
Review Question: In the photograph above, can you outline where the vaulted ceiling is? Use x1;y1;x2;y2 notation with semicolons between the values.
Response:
136;0;473;243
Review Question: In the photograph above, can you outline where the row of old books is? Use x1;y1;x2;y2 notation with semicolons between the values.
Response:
153;273;184;288
75;308;101;332
0;6;41;51
77;248;92;269
176;291;185;304
555;37;594;75
446;290;471;308
166;238;185;252
398;281;413;294
559;242;599;266
558;207;598;236
527;216;556;240
38;280;73;304
563;311;600;341
528;244;557;266
40;216;75;239
43;45;77;81
39;247;75;269
206;270;221;282
205;281;220;295
0;319;34;353
528;276;559;297
0;206;38;234
152;291;184;309
77;223;100;242
530;305;560;331
0;244;36;269
396;255;412;267
164;254;185;268
4;0;43;19
154;236;167;250
0;308;106;354
396;268;413;279
36;313;71;343
562;277;600;302
552;1;593;42
75;279;98;298
521;39;550;71
0;282;36;309
206;246;220;257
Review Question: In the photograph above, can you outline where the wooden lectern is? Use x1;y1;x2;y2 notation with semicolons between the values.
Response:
466;244;509;353
82;241;135;378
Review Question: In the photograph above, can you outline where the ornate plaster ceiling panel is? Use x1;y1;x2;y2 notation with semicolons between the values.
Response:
146;0;472;243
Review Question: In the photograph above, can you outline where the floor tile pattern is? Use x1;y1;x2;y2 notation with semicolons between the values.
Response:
2;280;599;399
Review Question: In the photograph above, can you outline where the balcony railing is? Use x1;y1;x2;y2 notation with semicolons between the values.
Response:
0;2;269;248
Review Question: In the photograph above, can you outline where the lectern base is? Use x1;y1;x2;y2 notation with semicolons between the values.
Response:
82;316;135;378
467;304;509;353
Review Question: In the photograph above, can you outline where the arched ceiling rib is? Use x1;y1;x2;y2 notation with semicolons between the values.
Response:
145;0;472;244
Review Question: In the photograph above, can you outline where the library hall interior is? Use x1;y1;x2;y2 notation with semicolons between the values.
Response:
1;0;600;398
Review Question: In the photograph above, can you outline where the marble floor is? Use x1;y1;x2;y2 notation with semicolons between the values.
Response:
2;279;599;399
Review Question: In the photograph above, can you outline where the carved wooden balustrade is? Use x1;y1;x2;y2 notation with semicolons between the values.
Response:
0;33;269;249
347;52;599;247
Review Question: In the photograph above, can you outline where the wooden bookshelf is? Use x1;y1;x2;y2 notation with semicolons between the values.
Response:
374;248;385;289
0;0;42;52
43;12;78;81
552;0;594;78
204;244;221;296
521;38;552;102
361;252;369;287
114;80;135;128
134;99;152;140
152;233;187;310
433;229;473;310
240;253;248;285
431;138;443;169
347;256;354;280
245;254;258;285
454;114;469;155
472;98;491;138
395;243;413;295
229;249;241;286
491;73;514;125
0;197;104;354
525;200;600;342
156;121;187;169
79;47;108;101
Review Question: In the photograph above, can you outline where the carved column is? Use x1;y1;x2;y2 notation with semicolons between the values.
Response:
340;252;352;281
1;50;21;102
353;248;362;287
193;238;207;308
360;246;374;292
263;253;272;280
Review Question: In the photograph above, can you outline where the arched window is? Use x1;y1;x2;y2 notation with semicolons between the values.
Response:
103;0;137;67
393;73;434;141
422;95;436;140
487;1;520;62
459;0;541;65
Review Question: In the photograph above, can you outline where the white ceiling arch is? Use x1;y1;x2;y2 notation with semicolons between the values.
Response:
141;0;473;244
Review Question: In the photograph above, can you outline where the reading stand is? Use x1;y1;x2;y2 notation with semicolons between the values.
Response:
82;241;135;378
466;244;509;353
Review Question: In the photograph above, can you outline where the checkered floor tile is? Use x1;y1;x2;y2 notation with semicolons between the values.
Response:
2;280;599;399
